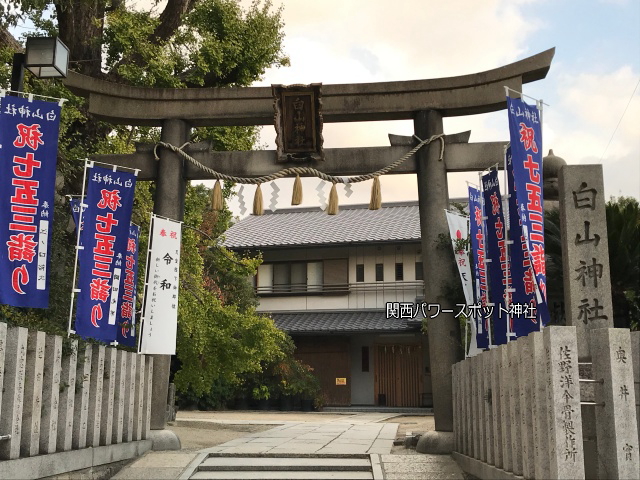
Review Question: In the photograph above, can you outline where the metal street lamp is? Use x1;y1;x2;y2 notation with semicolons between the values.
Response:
11;37;70;92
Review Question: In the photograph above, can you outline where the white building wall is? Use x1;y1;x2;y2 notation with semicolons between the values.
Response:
256;243;423;313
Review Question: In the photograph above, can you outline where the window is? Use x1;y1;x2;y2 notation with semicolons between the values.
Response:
261;262;311;293
257;264;273;293
273;263;292;292
395;263;404;281
256;260;349;294
415;262;423;280
356;264;364;282
362;346;369;372
324;258;349;293
375;263;384;282
290;262;307;292
307;261;323;292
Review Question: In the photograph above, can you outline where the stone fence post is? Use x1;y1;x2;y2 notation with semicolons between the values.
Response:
0;326;27;460
490;348;502;470
544;326;585;479
57;338;77;451
632;331;640;450
590;328;639;479
451;325;640;480
21;330;45;457
40;334;62;454
0;324;154;469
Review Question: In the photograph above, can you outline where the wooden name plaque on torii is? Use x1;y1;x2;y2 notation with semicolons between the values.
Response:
272;83;324;163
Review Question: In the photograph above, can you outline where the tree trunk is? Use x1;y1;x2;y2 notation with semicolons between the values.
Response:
152;0;197;44
55;0;106;77
0;26;21;51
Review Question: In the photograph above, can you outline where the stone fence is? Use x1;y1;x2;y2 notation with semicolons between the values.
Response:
452;326;640;480
0;323;154;478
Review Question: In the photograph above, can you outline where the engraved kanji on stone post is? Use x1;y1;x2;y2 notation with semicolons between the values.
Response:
559;164;613;359
544;326;585;479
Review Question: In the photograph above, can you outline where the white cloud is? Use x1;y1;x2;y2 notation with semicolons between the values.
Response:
257;0;541;83
544;65;640;198
228;0;640;212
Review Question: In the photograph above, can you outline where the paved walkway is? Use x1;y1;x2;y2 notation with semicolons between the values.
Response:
113;411;465;479
199;421;398;455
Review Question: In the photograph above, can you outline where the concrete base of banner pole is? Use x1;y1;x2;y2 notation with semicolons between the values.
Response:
147;429;181;451
416;431;454;454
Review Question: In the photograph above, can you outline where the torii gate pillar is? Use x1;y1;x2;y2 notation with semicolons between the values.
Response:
148;118;188;449
415;110;460;451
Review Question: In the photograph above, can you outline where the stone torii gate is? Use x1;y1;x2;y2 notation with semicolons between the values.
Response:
63;48;559;451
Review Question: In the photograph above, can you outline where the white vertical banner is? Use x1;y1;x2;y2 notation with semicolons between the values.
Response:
445;211;474;304
138;215;182;355
445;210;481;357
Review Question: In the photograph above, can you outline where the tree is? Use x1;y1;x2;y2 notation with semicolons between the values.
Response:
200;182;261;313
0;0;293;393
1;0;289;85
605;197;640;329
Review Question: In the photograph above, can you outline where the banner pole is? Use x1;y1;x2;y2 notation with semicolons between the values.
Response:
88;159;141;174
504;86;550;107
537;98;545;332
464;314;468;358
467;173;482;352
479;171;493;349
67;160;91;336
465;213;469;358
137;213;155;354
503;146;514;342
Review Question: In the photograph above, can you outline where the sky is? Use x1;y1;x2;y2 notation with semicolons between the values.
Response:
12;0;639;213
222;0;640;215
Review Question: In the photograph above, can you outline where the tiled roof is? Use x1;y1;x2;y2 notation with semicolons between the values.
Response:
269;310;422;334
223;201;422;249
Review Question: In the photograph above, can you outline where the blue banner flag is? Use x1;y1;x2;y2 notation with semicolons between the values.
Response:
468;186;489;349
75;166;137;342
481;170;508;346
116;223;140;347
0;96;61;308
506;96;548;306
69;197;85;246
70;197;82;230
506;148;550;334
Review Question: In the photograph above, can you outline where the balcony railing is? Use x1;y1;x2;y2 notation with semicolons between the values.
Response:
255;280;424;296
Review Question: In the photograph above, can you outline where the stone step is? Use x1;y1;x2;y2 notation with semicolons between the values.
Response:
199;457;371;471
191;472;373;480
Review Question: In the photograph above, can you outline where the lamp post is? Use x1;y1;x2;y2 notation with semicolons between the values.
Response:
10;36;70;92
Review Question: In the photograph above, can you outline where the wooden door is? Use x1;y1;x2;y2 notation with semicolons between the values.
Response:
374;344;423;407
294;337;351;406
